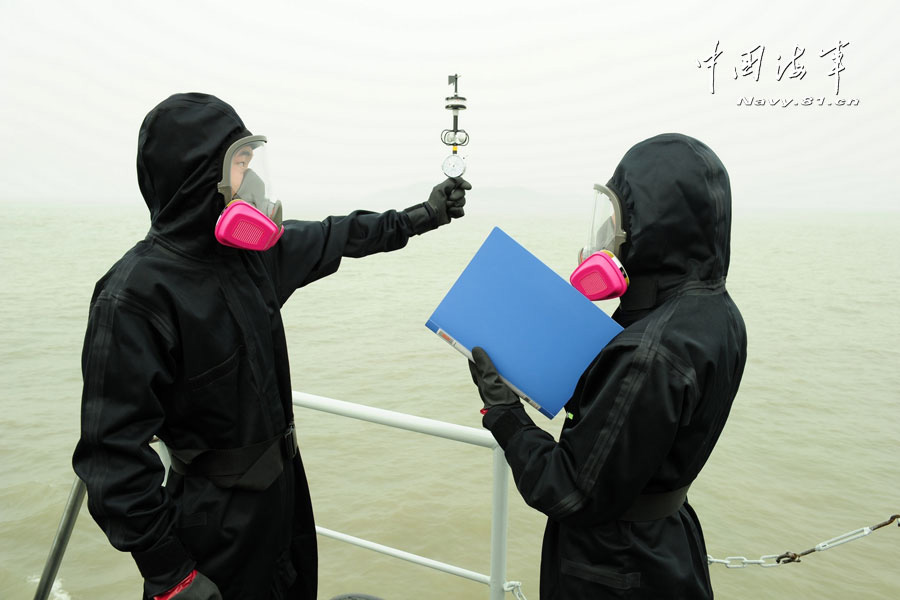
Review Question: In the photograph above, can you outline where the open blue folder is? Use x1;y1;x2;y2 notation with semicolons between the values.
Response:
426;227;623;418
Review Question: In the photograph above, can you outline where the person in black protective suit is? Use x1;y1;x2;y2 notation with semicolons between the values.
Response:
71;92;470;600
468;133;746;599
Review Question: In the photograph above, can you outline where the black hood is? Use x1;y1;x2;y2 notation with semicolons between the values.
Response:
137;93;251;254
607;133;731;312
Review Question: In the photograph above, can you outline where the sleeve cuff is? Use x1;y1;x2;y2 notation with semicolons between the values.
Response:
402;202;438;235
482;404;534;448
132;536;195;597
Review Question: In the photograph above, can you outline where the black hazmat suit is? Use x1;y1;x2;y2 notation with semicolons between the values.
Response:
72;93;454;599
482;134;746;598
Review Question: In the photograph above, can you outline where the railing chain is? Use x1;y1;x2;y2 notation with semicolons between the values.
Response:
708;513;899;568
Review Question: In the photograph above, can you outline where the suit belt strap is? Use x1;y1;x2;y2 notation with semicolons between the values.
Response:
619;485;691;521
168;423;298;491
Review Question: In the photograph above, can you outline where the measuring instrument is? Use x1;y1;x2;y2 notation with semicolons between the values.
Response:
441;74;469;177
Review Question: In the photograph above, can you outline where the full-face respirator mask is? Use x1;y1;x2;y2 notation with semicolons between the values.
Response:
569;184;630;301
215;135;284;251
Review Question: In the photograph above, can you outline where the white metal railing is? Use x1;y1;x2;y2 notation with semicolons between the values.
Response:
33;394;524;600
292;391;523;600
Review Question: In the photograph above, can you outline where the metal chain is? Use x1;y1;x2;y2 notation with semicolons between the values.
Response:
504;580;528;599
707;514;899;568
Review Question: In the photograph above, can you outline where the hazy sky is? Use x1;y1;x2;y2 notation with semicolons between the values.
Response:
2;0;898;216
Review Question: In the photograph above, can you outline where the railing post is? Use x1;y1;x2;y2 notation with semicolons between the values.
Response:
489;446;510;600
33;476;86;600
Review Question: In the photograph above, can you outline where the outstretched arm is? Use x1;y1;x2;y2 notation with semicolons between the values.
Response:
270;177;470;303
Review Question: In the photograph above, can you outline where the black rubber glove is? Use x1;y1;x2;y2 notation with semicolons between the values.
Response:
153;570;222;600
468;346;521;412
404;177;471;234
428;176;470;224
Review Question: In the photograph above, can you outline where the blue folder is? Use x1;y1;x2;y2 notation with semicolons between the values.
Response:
426;227;623;418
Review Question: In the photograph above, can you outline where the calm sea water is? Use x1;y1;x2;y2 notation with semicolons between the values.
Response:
1;199;898;599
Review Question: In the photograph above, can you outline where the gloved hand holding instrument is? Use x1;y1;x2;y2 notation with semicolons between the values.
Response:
429;176;470;224
403;176;470;234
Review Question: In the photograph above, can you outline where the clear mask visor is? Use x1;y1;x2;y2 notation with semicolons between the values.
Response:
578;183;626;264
217;135;282;226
